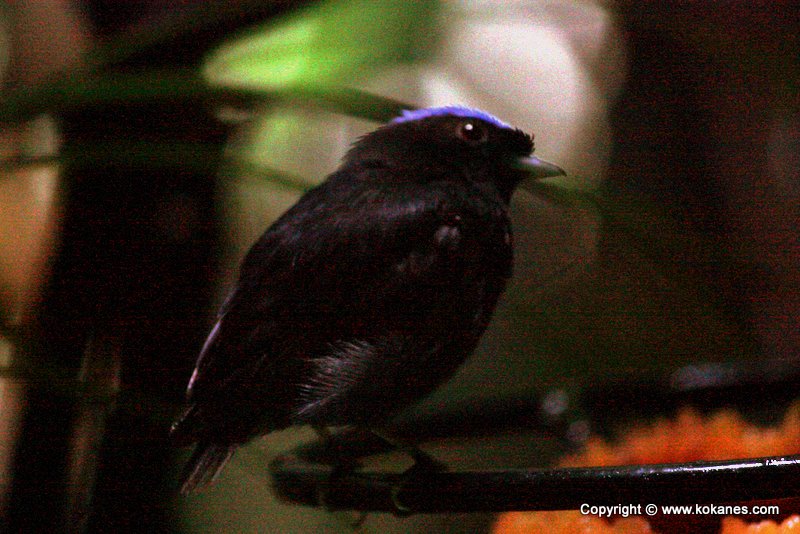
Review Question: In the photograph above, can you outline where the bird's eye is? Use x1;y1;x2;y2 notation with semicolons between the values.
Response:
456;121;488;144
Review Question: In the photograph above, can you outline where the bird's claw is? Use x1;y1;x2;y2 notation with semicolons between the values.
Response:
317;463;369;528
409;450;447;474
390;483;413;516
390;454;447;516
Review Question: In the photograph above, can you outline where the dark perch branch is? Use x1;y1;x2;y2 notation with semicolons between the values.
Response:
271;451;800;514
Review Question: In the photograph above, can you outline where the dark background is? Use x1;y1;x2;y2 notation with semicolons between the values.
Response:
0;1;796;532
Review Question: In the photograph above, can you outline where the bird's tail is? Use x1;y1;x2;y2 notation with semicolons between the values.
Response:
179;442;237;495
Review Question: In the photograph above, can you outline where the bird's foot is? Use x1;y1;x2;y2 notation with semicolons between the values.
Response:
391;452;447;516
407;447;447;474
316;462;370;529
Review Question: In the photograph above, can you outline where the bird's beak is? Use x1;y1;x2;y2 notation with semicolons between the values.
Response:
513;156;566;180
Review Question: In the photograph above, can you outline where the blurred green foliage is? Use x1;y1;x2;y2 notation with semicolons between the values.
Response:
204;0;439;91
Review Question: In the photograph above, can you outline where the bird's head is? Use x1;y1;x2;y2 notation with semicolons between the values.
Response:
344;106;565;202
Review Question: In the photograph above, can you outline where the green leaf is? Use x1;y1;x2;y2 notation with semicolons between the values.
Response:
203;0;440;90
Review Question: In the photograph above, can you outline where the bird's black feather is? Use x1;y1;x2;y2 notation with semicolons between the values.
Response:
178;442;236;495
172;106;557;492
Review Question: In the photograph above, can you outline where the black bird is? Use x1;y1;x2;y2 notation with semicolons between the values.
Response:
171;106;565;494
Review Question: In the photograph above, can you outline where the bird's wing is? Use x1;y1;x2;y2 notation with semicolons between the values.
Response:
185;178;449;404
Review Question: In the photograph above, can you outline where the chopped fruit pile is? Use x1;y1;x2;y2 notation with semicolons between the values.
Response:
494;404;800;533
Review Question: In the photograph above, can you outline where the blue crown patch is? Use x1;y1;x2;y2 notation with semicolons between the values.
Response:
391;106;512;130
